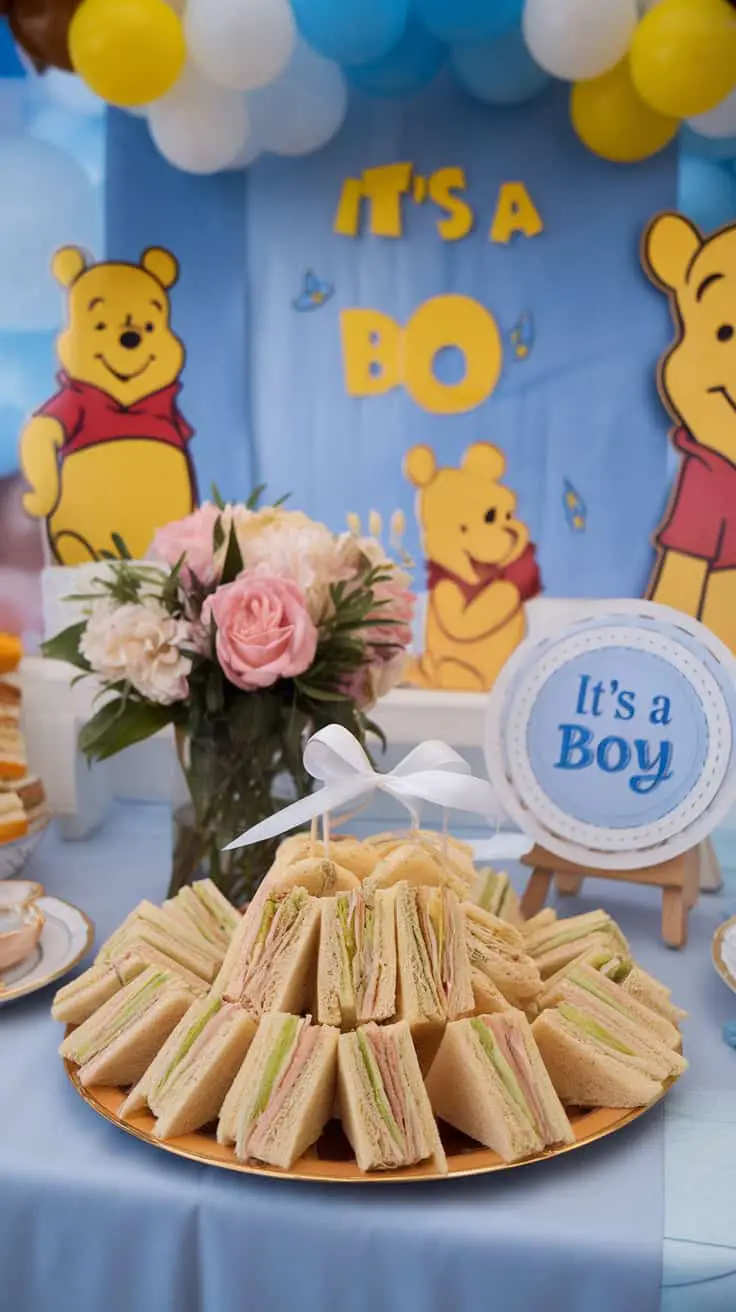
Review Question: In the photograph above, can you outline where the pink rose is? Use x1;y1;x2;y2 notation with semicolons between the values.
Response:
150;503;225;586
366;577;415;658
202;574;318;691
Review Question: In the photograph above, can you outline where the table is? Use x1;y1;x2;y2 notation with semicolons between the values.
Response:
1;804;735;1312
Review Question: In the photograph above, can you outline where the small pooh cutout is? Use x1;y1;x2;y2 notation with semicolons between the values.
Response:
20;246;196;564
404;443;542;691
643;214;736;653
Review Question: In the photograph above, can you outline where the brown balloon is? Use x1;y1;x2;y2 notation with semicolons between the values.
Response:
0;0;83;73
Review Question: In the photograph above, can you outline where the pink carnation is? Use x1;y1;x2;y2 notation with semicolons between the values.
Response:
150;503;225;586
202;574;317;691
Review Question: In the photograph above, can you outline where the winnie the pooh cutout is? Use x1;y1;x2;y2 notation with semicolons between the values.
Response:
404;442;542;691
643;214;736;653
20;246;196;564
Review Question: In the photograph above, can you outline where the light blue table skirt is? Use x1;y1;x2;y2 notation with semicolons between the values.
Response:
1;803;734;1312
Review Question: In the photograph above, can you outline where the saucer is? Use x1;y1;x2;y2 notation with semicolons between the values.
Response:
0;896;93;1003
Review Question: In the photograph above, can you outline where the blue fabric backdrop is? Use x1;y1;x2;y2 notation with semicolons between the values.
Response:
107;79;677;598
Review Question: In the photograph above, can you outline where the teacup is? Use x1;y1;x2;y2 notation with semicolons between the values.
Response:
0;903;44;972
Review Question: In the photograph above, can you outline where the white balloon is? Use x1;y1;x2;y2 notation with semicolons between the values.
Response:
148;64;250;173
0;135;100;330
687;87;736;140
247;40;347;158
186;0;296;92
523;0;638;81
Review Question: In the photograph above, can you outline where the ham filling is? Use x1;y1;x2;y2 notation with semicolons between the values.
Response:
229;896;306;1010
483;1015;555;1141
416;889;462;1015
363;1023;423;1162
245;1022;319;1158
159;1003;239;1095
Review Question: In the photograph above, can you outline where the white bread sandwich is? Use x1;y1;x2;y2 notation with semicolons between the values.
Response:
532;1002;686;1108
425;1011;574;1163
99;901;223;983
122;995;258;1138
223;887;321;1014
273;835;379;882
59;966;195;1088
541;959;684;1046
597;955;687;1025
396;882;474;1027
164;880;241;950
524;909;629;979
268;856;361;897
364;842;469;899
337;1020;447;1173
317;887;397;1028
464;904;542;1010
471;869;522;927
520;908;558;937
538;965;685;1075
218;1012;338;1168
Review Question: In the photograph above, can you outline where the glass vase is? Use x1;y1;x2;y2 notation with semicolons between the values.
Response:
168;696;316;906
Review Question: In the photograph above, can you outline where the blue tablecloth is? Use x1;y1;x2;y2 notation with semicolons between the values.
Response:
1;803;735;1312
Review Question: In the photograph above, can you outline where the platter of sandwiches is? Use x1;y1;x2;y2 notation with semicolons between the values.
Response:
55;831;688;1181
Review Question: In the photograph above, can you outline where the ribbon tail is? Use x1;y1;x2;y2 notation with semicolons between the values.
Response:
223;777;370;851
390;740;471;778
389;770;498;818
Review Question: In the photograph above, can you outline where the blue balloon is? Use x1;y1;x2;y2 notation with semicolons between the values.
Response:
347;19;444;97
450;27;551;106
679;125;736;162
678;156;736;233
291;0;409;67
413;0;522;43
0;18;25;80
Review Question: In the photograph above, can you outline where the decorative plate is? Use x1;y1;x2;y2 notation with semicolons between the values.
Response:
64;1063;674;1183
0;896;93;1003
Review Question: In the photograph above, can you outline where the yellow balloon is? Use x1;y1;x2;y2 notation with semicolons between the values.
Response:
70;0;186;108
630;0;736;119
571;61;679;164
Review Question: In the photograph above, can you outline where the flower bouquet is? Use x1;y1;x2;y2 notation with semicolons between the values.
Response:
43;494;414;903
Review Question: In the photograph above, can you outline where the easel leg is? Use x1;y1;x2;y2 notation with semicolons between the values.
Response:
662;888;687;949
555;874;583;897
521;869;554;919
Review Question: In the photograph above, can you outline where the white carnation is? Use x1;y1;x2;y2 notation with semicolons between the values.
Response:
244;520;340;623
80;597;192;706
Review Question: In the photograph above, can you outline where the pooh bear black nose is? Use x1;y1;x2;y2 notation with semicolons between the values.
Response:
120;330;142;350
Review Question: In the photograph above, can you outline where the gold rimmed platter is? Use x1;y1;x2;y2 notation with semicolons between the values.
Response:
63;1059;673;1183
712;915;736;993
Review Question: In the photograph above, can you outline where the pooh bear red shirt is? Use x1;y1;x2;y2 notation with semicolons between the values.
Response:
37;372;193;458
657;428;736;570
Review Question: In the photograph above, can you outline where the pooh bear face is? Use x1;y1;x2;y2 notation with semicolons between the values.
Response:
404;443;530;586
644;214;736;464
52;246;185;407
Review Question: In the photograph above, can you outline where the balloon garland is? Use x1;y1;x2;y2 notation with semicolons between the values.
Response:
0;0;733;176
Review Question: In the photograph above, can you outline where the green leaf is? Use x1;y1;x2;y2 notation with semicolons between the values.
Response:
211;482;226;510
294;681;351;703
246;484;267;511
98;550;116;561
42;623;91;672
363;716;387;753
272;492;291;508
79;697;173;762
220;520;243;584
110;533;132;560
213;516;225;552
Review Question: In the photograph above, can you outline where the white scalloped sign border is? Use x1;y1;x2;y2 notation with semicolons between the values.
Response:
485;602;736;871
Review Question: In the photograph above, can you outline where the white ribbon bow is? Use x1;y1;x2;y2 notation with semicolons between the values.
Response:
224;723;498;851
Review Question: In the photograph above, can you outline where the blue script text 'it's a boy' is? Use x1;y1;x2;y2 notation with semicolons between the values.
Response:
554;675;674;797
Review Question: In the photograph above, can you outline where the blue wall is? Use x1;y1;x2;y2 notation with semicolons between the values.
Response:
107;78;677;598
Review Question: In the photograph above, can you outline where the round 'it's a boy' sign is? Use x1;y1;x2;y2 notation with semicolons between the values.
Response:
485;603;736;870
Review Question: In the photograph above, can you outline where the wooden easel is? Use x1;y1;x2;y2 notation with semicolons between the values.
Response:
520;842;703;948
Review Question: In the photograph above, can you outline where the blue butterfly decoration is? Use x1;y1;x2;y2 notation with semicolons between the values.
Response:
292;270;334;312
509;311;534;361
562;479;587;532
